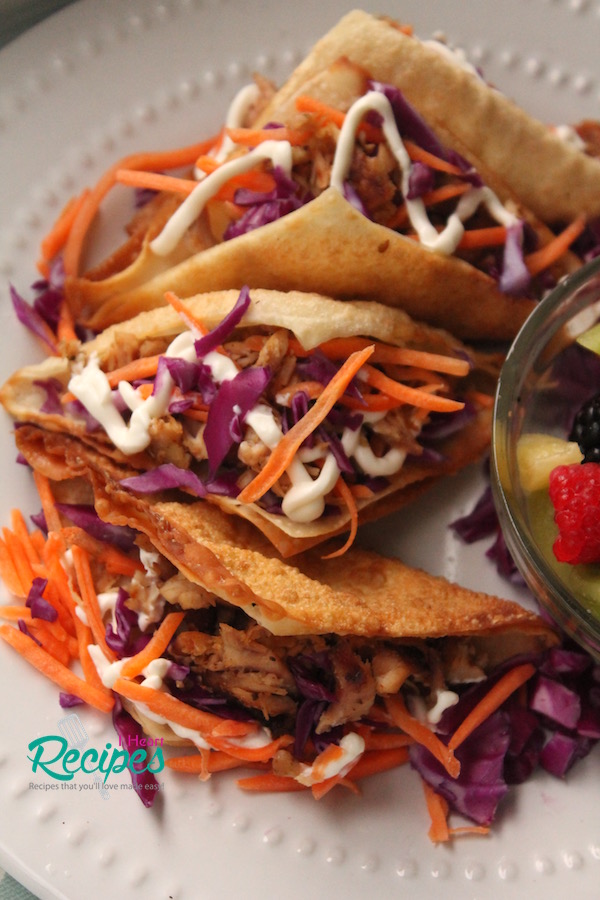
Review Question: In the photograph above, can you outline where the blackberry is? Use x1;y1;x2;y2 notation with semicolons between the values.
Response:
569;391;600;463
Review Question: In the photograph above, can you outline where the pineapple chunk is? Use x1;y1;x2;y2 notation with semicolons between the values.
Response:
517;433;583;493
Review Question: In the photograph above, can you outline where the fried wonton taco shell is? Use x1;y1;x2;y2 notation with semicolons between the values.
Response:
255;10;600;225
74;189;537;340
1;290;495;557
15;423;555;653
64;11;592;339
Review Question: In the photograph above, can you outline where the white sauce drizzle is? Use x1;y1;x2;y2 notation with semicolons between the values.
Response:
330;90;519;254
211;82;261;164
150;139;293;257
68;315;412;523
294;732;365;786
427;689;459;725
147;79;518;263
88;645;274;751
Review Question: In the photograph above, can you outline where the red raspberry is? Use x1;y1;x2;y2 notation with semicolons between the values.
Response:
549;463;600;564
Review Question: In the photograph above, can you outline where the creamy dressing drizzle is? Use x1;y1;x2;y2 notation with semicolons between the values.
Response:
150;139;293;257
88;645;274;751
294;732;365;786
330;90;519;254
148;80;517;260
68;324;409;524
211;82;261;164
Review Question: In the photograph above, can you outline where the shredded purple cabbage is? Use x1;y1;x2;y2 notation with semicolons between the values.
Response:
288;652;336;757
59;692;85;708
194;286;251;358
55;503;137;551
499;221;530;295
25;577;58;622
17;618;42;646
120;463;239;499
203;365;272;473
412;643;600;824
407;161;435;199
224;167;306;239
10;284;59;354
369;80;447;159
411;710;511;826
105;588;152;658
450;484;498;543
111;697;160;807
33;379;64;415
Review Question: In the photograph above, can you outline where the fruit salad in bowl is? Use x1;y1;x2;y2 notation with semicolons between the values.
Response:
492;256;600;659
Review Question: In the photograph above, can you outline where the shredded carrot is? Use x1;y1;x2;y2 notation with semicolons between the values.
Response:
389;183;473;229
310;743;345;783
525;215;586;276
403;140;465;176
295;94;346;129
347;746;410;780
458;225;508;249
349;483;374;499
10;509;41;566
2;528;36;590
208;733;293;763
289;336;470;377
448;663;536;751
194;159;277;199
466;389;494;409
311;774;359;800
237;345;374;504
422;779;451;842
210;719;259;738
37;188;91;276
70;545;117;662
359;730;413;751
62;133;221;277
236;746;409;794
34;575;76;635
0;536;28;597
181;408;209;423
27;623;72;667
135;384;154;401
0;624;114;712
166;751;259;774
106;355;162;388
115;169;198;196
165;290;208;337
385;695;460;778
449;825;491;837
237;773;309;793
73;617;111;695
32;470;63;535
58;527;144;578
321;477;358;558
119;611;185;679
276;381;323;403
113;676;244;737
294;94;382;143
0;605;33;621
56;297;78;343
362;364;464;413
42;532;82;620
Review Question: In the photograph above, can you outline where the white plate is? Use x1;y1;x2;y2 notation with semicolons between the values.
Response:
1;2;600;898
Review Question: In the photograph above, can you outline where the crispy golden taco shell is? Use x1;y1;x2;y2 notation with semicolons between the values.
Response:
1;290;495;556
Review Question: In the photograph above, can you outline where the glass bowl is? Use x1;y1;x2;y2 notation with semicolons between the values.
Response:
491;256;600;660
